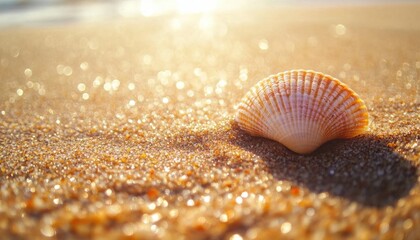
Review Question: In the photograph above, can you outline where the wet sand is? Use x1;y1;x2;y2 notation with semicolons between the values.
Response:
1;4;419;239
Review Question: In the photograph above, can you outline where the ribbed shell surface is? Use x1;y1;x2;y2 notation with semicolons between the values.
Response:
235;70;368;154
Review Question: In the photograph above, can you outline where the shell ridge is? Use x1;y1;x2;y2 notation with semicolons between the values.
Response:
267;76;286;137
237;107;264;135
326;88;366;139
242;99;270;135
293;70;303;134
309;74;328;138
288;70;315;147
295;70;305;135
303;71;317;141
283;72;297;139
259;80;278;134
273;75;287;114
238;86;268;135
300;71;310;134
273;76;291;139
278;73;294;138
324;104;350;139
317;75;335;137
314;75;346;141
325;103;362;138
298;71;311;138
293;71;303;138
324;105;365;139
288;71;298;138
268;77;281;113
264;78;282;133
239;76;285;136
250;83;268;130
305;71;318;140
306;72;323;139
319;78;346;139
271;73;289;140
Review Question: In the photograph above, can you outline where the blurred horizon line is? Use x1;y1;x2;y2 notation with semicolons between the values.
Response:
0;0;419;28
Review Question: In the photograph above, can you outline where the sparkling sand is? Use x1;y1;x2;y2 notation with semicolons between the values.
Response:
1;4;420;239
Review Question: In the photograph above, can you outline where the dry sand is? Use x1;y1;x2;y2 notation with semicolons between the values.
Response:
0;4;419;239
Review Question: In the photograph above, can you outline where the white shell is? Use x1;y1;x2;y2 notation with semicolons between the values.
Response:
235;70;368;154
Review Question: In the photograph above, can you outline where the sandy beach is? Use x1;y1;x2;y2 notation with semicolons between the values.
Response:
0;3;419;239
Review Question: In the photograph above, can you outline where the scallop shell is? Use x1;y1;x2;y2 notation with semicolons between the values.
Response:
235;70;368;154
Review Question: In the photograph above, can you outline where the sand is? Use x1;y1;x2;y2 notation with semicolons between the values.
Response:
0;4;419;239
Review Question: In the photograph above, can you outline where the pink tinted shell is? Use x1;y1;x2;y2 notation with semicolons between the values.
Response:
235;70;368;154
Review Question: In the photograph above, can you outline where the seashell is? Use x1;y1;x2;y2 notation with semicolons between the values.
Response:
235;70;368;154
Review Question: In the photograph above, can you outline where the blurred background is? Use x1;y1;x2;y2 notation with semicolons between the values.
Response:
1;0;420;28
0;0;418;104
